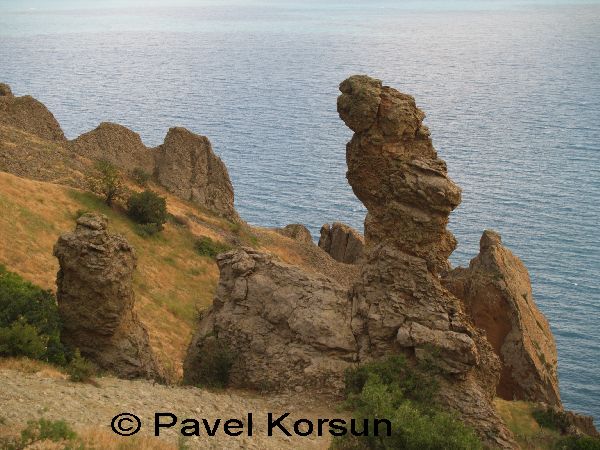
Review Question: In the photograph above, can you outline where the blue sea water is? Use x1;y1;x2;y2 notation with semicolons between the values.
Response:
0;0;598;422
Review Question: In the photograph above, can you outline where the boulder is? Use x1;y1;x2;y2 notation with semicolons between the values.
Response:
0;83;65;141
443;230;561;406
68;122;154;174
275;223;314;244
155;127;238;220
318;222;364;264
53;213;162;380
183;248;357;393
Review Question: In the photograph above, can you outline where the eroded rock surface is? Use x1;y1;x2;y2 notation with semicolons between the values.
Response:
0;83;65;141
69;122;154;174
318;222;364;264
183;248;357;392
155;127;238;220
275;223;314;244
53;213;161;380
443;230;561;406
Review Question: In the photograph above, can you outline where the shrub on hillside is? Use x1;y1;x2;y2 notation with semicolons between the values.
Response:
333;355;482;450
66;349;96;382
0;418;78;450
196;337;235;389
0;266;66;365
127;190;168;234
194;236;231;259
131;167;151;187
87;159;125;207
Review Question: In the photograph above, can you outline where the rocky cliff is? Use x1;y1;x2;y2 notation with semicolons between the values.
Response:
53;213;162;380
0;83;238;220
443;230;561;406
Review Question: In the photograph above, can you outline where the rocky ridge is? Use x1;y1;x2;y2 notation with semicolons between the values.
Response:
53;213;162;380
318;222;364;264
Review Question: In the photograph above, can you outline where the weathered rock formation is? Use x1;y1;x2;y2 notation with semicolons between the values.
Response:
153;127;238;220
443;230;561;406
183;248;356;392
69;122;154;174
275;223;314;244
0;84;65;141
318;222;364;264
0;84;238;219
53;213;162;380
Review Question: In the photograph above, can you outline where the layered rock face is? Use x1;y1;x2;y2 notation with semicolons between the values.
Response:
0;83;65;141
53;213;161;380
155;127;238;220
318;222;364;264
69;122;155;174
443;230;561;406
183;248;357;392
275;223;314;244
339;75;514;447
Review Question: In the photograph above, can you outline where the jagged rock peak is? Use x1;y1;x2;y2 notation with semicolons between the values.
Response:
155;127;238;221
444;229;561;406
338;74;461;274
69;122;154;174
0;84;65;141
275;223;314;244
53;213;162;380
318;222;364;264
0;83;13;97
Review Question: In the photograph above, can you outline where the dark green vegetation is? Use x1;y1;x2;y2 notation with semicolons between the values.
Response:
195;236;232;259
0;266;96;381
532;409;600;450
0;266;65;365
195;337;235;388
126;190;168;234
0;418;78;450
332;355;482;450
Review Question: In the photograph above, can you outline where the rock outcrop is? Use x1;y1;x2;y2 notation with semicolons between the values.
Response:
318;222;364;264
443;230;561;406
53;213;162;380
155;127;238;220
275;223;314;244
0;83;65;141
339;75;513;447
69;122;155;174
183;248;357;392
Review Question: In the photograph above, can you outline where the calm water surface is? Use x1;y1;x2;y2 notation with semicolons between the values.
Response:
1;0;598;421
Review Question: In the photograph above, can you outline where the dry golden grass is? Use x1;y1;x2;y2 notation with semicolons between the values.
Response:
0;357;66;379
74;428;178;450
494;398;561;449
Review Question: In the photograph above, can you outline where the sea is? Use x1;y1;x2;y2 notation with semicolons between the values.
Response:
0;0;598;422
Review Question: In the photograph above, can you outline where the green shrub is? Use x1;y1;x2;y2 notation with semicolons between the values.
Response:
194;236;231;259
0;418;78;450
87;159;125;207
0;266;66;365
196;337;235;388
127;190;168;231
532;408;570;433
555;436;600;450
131;167;151;187
333;355;482;450
133;222;163;237
66;349;96;382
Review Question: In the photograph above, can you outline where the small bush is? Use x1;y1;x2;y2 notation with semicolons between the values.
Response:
196;337;235;388
555;436;600;450
334;355;482;450
74;209;90;220
0;418;78;450
66;349;96;382
0;266;66;365
127;190;168;231
194;236;231;259
133;222;163;237
87;159;125;207
131;167;151;187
